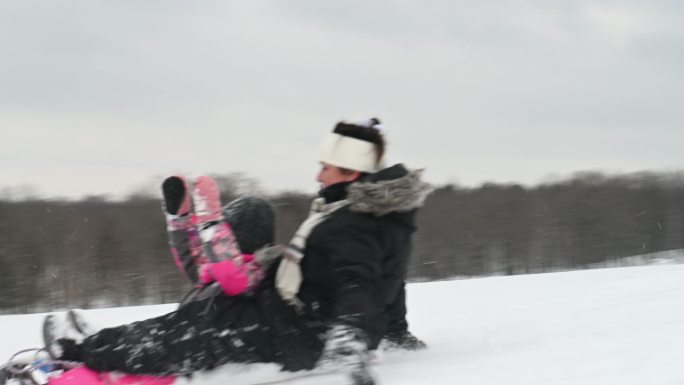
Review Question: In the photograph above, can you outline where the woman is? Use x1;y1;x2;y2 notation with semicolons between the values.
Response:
42;118;431;385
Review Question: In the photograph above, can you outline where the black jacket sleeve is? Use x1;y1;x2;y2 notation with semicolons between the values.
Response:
324;211;383;333
378;211;416;333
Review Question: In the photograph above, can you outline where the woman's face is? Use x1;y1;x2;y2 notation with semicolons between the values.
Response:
316;162;360;188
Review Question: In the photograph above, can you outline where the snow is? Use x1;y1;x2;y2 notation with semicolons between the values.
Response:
2;264;684;385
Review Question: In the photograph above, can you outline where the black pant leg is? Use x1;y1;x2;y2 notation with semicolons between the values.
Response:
83;297;277;375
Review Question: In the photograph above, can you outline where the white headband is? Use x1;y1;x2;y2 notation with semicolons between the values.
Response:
318;133;379;173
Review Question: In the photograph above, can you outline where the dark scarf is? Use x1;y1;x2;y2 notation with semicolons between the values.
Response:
319;181;352;204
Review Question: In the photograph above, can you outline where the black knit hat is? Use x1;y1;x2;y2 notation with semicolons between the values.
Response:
221;196;275;254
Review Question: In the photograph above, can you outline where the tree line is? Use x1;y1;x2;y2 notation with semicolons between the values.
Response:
1;171;683;314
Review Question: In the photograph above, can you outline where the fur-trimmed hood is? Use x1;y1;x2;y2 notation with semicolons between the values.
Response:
347;164;433;216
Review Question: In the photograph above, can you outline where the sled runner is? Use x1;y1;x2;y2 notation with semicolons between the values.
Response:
0;348;80;385
249;367;375;385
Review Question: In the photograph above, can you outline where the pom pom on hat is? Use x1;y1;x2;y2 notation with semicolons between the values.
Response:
355;117;385;133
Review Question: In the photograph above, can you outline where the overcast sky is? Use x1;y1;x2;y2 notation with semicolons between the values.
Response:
1;0;683;199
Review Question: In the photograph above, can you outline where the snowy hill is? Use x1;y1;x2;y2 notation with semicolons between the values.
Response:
2;264;683;385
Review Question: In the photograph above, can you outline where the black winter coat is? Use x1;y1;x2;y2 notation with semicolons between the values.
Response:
279;164;431;365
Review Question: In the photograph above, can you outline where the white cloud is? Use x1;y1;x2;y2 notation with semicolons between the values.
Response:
1;0;683;198
583;4;648;48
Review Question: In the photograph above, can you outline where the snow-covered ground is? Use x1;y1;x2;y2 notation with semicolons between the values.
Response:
2;264;683;385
